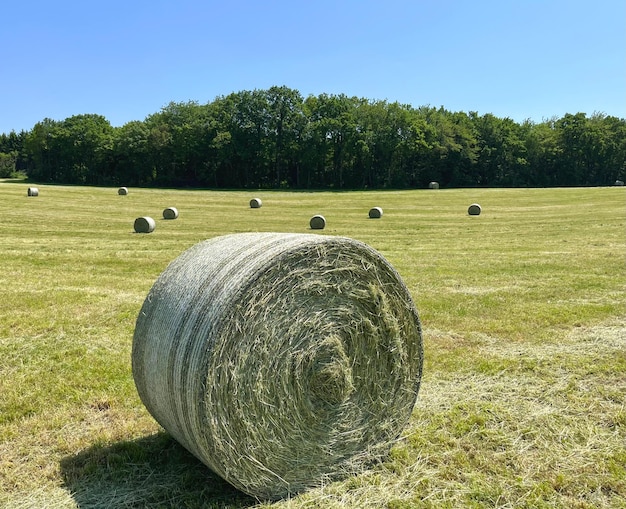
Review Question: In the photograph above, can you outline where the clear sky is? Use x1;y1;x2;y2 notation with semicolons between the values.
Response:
2;0;624;134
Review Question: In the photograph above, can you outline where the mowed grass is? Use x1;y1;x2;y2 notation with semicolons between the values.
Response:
0;181;624;508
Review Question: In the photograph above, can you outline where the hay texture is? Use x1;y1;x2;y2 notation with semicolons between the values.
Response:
163;207;179;220
368;207;383;219
118;187;128;195
309;215;326;230
27;187;39;196
134;216;156;233
250;197;262;208
132;232;423;500
468;203;482;216
428;181;440;189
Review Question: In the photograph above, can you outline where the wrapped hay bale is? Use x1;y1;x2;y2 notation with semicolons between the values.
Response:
468;203;482;216
250;197;262;208
132;232;423;500
118;187;128;195
27;187;39;197
368;207;383;219
428;181;439;189
134;216;156;233
615;180;624;186
309;214;326;230
163;207;179;220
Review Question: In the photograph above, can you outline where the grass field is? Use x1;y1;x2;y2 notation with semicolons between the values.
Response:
0;181;624;508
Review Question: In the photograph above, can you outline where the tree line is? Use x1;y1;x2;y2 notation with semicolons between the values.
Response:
1;86;625;189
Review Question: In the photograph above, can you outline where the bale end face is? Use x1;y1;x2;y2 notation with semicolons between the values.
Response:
468;203;482;216
309;215;326;230
250;198;262;208
134;216;156;233
368;207;383;219
163;207;179;220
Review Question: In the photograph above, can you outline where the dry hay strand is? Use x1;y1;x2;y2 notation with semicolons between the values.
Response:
118;187;128;195
467;203;482;216
27;187;39;197
368;207;383;219
428;181;439;189
134;216;156;233
132;232;423;500
163;207;179;220
250;197;263;208
309;215;326;230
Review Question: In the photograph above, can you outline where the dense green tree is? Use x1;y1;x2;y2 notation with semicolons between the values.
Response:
11;86;626;190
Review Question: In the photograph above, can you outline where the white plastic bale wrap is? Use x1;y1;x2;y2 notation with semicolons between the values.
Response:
132;232;423;500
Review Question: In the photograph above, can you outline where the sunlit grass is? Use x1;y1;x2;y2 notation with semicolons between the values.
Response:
0;181;624;508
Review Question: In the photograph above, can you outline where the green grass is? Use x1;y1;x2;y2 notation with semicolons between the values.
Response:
0;181;624;508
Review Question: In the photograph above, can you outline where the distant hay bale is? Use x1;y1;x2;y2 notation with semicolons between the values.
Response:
132;232;423;500
27;187;39;197
468;203;482;216
118;187;128;195
250;197;262;208
309;215;326;230
134;216;156;233
428;181;440;189
615;180;625;186
163;207;179;220
368;206;383;219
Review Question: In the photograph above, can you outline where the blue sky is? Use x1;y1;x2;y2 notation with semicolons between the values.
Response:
2;0;624;134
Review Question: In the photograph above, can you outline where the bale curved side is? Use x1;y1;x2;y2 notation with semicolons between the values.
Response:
27;187;39;197
132;232;423;500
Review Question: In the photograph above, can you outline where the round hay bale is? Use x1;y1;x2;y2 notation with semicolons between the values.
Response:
309;215;326;230
468;203;482;216
249;197;262;208
118;187;128;195
368;207;383;219
428;181;439;189
163;207;179;220
134;216;156;233
132;232;423;500
27;187;39;197
615;180;625;186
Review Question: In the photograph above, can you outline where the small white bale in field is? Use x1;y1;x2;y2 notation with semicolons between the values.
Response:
163;207;179;220
310;215;326;230
118;187;129;195
468;203;482;216
27;187;39;197
368;207;383;219
134;216;156;233
428;182;440;189
250;198;262;208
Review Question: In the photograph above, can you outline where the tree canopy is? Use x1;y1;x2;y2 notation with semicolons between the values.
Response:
2;86;625;188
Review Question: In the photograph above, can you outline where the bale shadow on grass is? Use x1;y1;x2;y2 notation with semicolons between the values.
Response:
60;432;257;509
